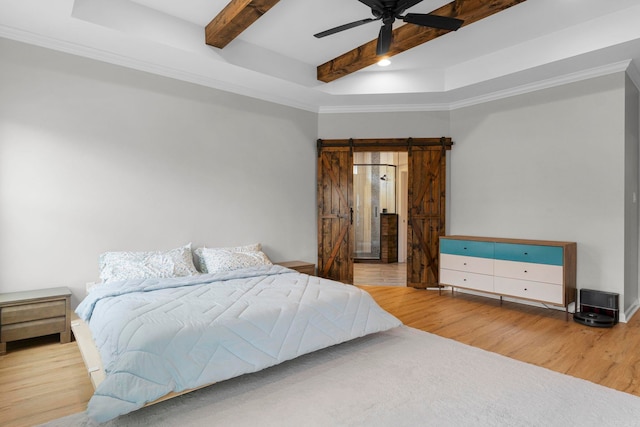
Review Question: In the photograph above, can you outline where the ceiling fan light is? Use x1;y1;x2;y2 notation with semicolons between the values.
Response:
377;58;391;67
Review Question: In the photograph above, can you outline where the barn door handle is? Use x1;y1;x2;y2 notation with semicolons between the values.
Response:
350;207;354;224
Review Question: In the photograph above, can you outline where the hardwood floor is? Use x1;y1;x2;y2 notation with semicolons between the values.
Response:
0;335;94;427
2;286;640;426
364;286;640;397
353;262;406;286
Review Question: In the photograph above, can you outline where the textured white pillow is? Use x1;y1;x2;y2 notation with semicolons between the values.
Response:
99;243;199;283
194;243;262;273
199;248;272;274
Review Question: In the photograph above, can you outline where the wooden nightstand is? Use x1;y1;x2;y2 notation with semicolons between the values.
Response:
0;287;72;355
277;261;316;276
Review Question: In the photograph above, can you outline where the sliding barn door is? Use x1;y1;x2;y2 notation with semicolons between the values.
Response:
407;146;446;289
317;147;354;283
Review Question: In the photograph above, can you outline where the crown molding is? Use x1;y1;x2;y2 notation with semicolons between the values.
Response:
319;60;635;114
449;60;634;111
625;60;640;91
317;102;451;114
2;24;636;116
0;25;320;113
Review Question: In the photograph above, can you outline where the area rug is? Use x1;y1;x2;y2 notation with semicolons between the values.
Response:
43;326;640;427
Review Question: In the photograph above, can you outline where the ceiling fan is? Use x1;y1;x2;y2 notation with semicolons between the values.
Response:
314;0;464;56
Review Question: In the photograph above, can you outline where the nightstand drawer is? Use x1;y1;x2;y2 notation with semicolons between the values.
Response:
294;266;315;275
1;317;67;342
1;300;66;324
277;261;316;275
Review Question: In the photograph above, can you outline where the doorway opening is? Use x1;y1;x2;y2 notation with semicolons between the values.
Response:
353;152;408;286
353;162;396;260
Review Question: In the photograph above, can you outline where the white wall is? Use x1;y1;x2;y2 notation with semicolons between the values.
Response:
320;74;638;320
318;111;451;139
0;38;318;305
449;74;631;316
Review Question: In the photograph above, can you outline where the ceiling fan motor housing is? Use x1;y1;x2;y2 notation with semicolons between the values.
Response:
315;0;464;56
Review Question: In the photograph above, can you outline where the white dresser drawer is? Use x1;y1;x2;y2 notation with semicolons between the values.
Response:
440;269;494;293
494;260;563;285
494;277;563;305
440;254;493;275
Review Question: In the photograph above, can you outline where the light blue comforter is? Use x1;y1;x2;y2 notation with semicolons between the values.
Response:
76;265;401;422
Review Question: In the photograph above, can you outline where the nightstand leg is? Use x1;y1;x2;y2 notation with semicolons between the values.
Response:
0;342;6;355
61;295;72;343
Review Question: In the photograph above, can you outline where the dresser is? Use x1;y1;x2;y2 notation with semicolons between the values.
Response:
0;287;72;354
439;236;576;316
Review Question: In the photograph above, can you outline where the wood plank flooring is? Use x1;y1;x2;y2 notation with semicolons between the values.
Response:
364;286;640;397
0;336;94;427
353;262;406;286
2;285;640;426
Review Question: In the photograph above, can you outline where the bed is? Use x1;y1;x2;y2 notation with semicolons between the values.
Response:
73;258;402;422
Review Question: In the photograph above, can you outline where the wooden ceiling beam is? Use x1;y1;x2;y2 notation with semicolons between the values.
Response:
317;0;527;83
206;0;280;49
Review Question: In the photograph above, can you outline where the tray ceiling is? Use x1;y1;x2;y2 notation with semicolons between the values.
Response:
1;0;640;112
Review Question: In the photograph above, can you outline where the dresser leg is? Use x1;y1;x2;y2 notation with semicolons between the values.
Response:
0;342;6;355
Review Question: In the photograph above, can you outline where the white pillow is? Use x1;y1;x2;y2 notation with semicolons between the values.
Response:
194;243;262;273
198;248;272;274
98;243;199;283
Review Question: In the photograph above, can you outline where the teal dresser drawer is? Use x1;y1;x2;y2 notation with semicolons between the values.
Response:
440;239;494;258
494;243;563;266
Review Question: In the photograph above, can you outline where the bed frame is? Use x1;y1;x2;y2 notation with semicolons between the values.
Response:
71;313;209;406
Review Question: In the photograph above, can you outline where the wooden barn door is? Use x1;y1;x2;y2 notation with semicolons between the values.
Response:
317;147;353;283
407;145;447;289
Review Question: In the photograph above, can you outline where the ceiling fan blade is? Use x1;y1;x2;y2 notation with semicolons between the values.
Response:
376;22;393;56
394;0;425;15
314;17;380;38
403;13;464;31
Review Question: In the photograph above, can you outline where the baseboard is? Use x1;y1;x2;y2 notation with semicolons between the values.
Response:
623;298;640;323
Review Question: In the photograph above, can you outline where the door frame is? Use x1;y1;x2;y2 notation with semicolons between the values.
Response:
317;137;452;287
